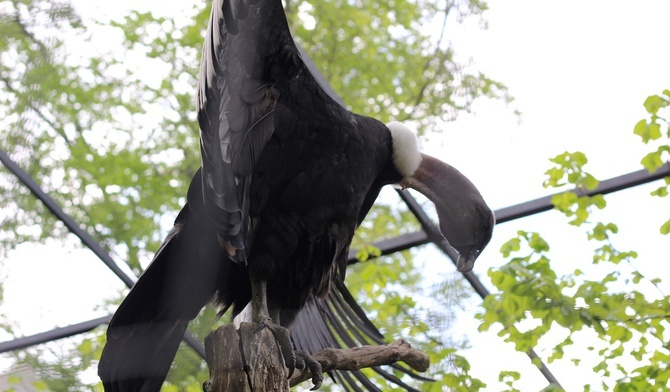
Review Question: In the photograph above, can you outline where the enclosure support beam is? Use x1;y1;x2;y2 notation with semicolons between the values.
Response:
495;162;670;224
0;315;112;354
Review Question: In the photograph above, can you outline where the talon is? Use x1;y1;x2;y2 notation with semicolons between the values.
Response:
310;381;322;391
310;366;323;390
255;320;298;379
253;322;266;333
296;350;323;390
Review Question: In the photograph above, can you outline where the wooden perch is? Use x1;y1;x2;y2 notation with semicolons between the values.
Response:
288;338;430;387
203;322;430;391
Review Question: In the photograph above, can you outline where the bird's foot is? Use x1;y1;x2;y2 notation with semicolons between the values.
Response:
296;350;323;390
254;318;323;390
254;317;296;376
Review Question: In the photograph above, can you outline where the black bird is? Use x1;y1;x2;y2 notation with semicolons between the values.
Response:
98;0;494;390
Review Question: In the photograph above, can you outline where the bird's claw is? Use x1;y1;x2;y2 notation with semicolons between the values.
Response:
252;320;323;389
253;319;297;379
296;350;323;390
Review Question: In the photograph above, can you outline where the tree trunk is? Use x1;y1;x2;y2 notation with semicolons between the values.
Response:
204;322;289;392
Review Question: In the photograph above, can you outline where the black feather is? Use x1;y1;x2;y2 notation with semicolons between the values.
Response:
99;172;228;391
289;283;429;391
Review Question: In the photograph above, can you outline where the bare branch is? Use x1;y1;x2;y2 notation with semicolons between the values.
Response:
289;339;430;387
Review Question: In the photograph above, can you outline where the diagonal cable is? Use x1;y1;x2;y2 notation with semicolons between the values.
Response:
0;149;206;359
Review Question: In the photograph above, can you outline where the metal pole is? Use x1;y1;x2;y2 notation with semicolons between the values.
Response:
495;163;670;223
0;315;112;354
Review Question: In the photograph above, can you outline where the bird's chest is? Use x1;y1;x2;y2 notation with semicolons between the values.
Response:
278;135;376;229
248;118;390;261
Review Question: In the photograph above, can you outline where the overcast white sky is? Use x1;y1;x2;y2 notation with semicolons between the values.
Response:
1;0;670;390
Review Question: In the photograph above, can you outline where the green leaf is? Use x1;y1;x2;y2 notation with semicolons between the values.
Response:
442;373;459;388
528;232;550;253
660;219;670;235
607;325;633;343
648;122;662;140
551;192;577;211
79;338;93;355
650;186;668;197
583;173;600;191
500;237;521;257
641;151;664;172
633;119;650;142
499;370;521;383
643;94;667;114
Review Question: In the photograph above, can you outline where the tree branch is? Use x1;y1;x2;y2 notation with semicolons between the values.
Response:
289;339;429;387
204;323;430;391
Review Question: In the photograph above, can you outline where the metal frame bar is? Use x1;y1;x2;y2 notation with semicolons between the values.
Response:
0;315;112;353
495;163;670;224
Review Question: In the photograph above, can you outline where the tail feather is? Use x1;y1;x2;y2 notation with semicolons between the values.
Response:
99;204;225;392
289;281;428;391
99;320;190;392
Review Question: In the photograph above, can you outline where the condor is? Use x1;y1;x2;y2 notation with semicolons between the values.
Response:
98;0;494;390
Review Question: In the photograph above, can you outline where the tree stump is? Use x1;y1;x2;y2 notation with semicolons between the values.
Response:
204;322;289;392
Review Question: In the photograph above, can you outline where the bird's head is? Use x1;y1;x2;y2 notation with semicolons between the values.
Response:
387;121;495;273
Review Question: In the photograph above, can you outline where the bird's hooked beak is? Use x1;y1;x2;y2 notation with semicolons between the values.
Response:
456;248;478;273
401;154;494;273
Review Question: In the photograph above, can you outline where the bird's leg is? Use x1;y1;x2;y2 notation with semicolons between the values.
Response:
249;274;297;376
248;275;324;389
249;273;270;323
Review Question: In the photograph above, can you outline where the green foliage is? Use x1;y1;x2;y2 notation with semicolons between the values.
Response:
287;0;510;132
482;90;670;390
544;151;605;226
432;351;486;391
635;90;670;237
543;151;599;191
0;0;201;272
499;370;521;392
5;331;104;391
633;91;670;145
481;228;670;390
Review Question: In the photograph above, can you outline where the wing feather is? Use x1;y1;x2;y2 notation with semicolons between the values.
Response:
196;0;282;263
197;0;350;263
289;281;429;391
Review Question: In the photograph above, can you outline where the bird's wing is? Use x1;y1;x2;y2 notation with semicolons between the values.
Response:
197;0;343;263
290;281;432;392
